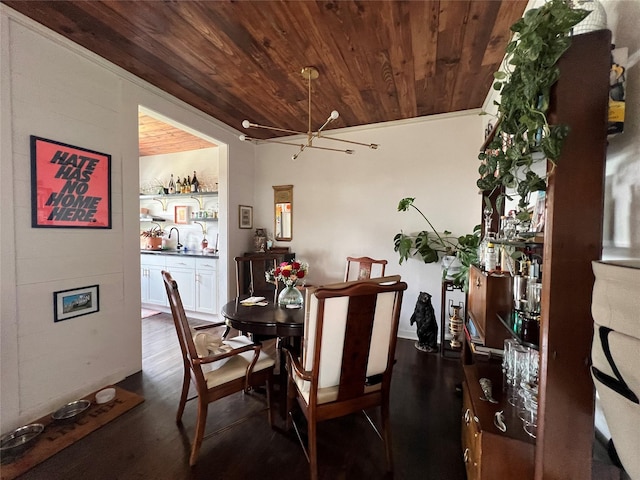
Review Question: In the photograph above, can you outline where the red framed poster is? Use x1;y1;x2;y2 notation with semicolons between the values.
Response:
30;136;112;228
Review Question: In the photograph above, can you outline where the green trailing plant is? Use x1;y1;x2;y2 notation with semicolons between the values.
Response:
477;0;590;214
393;197;480;289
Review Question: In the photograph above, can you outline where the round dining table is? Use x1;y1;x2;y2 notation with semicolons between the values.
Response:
220;295;305;338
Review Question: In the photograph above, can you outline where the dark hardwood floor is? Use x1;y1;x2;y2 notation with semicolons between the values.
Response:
18;313;467;480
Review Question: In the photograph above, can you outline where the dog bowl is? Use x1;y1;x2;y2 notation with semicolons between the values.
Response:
0;423;44;463
95;388;116;405
51;399;91;423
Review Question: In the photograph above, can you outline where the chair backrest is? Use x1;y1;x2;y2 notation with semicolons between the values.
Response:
302;276;406;401
162;270;206;385
344;256;388;282
234;255;280;296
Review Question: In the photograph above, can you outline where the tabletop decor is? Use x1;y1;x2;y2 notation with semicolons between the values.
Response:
30;135;112;229
267;260;308;307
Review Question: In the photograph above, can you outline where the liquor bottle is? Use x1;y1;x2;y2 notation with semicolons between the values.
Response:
478;203;493;271
168;174;175;194
182;177;188;193
175;177;182;194
191;171;199;192
486;242;497;272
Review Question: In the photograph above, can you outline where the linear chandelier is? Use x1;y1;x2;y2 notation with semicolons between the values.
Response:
239;66;379;160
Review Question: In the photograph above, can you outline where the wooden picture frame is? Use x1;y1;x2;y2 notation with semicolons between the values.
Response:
174;205;190;224
54;285;100;322
30;136;112;228
239;205;253;229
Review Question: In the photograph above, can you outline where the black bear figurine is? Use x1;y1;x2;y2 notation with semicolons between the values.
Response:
410;292;439;353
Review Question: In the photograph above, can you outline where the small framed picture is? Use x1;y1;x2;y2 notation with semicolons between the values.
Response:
54;285;99;322
174;205;190;224
239;205;253;229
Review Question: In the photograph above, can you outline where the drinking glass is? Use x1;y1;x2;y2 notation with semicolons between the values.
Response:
526;282;542;314
503;339;518;381
508;344;528;406
523;395;538;438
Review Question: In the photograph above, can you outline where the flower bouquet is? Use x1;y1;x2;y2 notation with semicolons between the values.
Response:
267;261;308;286
267;261;309;307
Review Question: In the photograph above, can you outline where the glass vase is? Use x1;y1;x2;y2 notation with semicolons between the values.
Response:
278;283;303;307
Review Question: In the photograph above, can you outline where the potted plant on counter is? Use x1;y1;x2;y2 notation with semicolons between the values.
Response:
393;197;480;289
140;225;164;250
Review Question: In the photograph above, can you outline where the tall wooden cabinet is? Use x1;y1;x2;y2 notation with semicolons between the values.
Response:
462;30;611;480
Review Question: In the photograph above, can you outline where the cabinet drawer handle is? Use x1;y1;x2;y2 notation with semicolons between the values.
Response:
475;277;481;288
463;448;470;463
464;409;471;425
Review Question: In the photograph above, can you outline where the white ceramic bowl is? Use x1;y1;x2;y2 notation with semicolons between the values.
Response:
95;388;116;404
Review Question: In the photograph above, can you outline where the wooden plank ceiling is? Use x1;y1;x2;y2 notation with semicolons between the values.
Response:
138;113;216;156
4;1;527;142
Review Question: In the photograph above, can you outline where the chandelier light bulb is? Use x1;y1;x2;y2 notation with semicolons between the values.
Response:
330;110;339;120
239;134;247;141
242;120;251;129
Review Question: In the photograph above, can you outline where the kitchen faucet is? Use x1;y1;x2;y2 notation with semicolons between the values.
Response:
168;227;182;250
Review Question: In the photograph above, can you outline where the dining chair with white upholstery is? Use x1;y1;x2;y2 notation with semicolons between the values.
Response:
162;270;275;466
284;275;407;480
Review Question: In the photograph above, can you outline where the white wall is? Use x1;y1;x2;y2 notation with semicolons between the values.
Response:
601;0;640;258
0;6;255;433
253;113;483;339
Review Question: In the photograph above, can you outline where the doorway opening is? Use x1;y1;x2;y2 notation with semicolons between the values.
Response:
138;106;226;323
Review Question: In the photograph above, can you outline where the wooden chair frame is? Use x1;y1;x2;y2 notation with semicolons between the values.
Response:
344;256;388;281
284;275;406;480
162;270;274;466
234;254;280;297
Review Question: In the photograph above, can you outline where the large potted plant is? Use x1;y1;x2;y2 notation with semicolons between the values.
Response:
477;0;590;215
393;197;480;289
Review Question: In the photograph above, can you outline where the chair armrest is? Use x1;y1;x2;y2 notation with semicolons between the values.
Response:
193;321;226;331
194;342;260;365
282;345;312;381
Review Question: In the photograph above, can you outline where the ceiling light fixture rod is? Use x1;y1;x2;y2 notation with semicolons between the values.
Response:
241;121;305;136
315;135;379;149
240;135;356;155
239;66;379;160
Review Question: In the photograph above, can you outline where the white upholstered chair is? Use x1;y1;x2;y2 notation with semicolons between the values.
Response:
284;275;407;480
162;270;275;466
590;260;640;479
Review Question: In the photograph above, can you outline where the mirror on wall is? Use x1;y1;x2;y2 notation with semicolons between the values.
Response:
273;185;293;241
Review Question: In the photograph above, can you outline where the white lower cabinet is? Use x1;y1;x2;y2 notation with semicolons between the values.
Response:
141;254;217;317
141;255;168;307
195;258;218;315
165;256;196;311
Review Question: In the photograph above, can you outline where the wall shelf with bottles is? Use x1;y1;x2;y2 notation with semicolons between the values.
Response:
139;191;218;211
491;236;543;248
